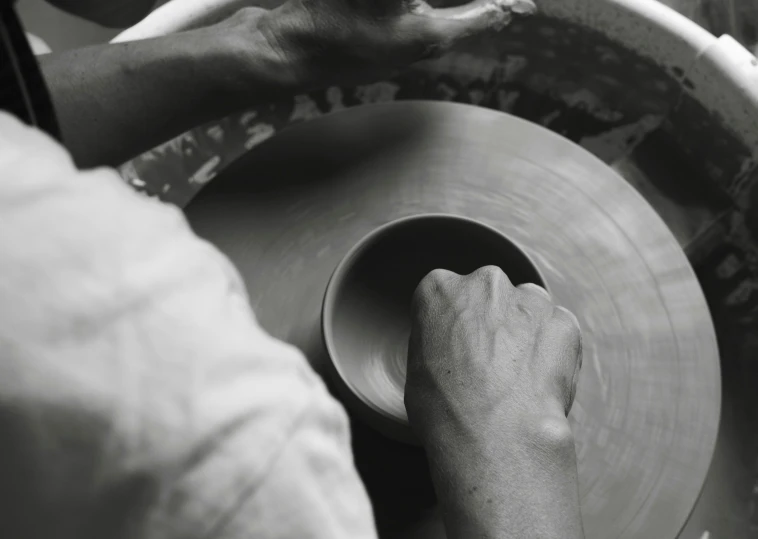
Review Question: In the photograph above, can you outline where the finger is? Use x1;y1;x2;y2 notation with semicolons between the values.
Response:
414;0;536;41
514;282;553;324
468;264;509;280
555;305;583;412
411;268;459;314
568;349;583;415
517;282;552;300
420;268;459;291
469;265;516;303
431;0;537;20
546;305;583;414
551;306;582;364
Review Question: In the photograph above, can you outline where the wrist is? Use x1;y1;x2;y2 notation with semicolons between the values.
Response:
420;402;577;474
424;414;580;539
222;7;312;101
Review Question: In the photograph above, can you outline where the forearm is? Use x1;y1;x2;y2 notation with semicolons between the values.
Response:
39;13;299;169
425;416;585;539
112;0;287;43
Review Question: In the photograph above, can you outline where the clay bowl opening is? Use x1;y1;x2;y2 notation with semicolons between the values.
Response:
322;213;546;445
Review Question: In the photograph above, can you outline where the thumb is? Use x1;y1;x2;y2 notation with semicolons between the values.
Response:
411;0;536;43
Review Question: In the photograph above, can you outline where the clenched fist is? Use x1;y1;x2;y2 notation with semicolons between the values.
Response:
405;265;585;539
253;0;537;87
405;265;582;446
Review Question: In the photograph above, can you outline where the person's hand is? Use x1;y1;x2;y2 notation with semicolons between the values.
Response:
405;266;586;539
230;0;537;88
405;265;582;446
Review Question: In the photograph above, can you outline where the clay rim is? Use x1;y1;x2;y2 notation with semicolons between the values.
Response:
321;212;551;428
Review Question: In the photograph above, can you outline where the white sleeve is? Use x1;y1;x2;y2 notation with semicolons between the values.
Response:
0;112;377;539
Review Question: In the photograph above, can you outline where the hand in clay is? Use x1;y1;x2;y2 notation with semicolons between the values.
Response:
406;265;585;539
254;0;537;85
406;264;582;437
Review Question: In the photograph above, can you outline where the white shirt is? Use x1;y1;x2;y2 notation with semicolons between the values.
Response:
0;111;378;539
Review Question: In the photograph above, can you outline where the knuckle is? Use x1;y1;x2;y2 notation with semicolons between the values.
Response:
410;283;428;314
428;267;454;281
478;264;503;276
553;305;580;328
514;283;552;320
517;282;552;300
472;265;507;283
470;266;514;299
552;306;582;351
413;269;454;303
424;268;456;288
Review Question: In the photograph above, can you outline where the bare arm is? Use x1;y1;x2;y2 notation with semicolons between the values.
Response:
39;9;301;169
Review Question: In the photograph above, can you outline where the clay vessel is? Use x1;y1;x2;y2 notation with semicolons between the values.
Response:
322;213;546;444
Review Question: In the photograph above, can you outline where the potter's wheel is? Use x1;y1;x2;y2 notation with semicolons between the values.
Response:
184;101;721;539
